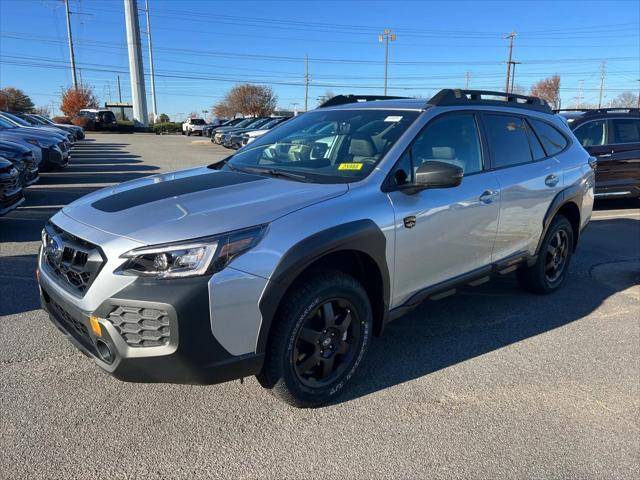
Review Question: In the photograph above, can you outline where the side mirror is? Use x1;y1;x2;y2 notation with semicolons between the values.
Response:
407;161;463;192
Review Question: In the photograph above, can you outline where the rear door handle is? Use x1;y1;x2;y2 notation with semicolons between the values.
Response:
479;190;498;203
545;174;559;187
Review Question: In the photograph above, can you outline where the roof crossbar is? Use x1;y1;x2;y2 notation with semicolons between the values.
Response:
428;89;552;113
318;94;410;108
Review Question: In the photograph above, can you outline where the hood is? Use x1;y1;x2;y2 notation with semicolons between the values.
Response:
0;140;30;156
61;166;348;245
10;127;65;143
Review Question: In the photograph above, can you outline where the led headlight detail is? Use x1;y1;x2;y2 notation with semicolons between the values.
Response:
119;225;266;279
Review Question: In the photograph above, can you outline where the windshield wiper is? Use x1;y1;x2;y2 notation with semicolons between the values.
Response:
241;166;310;182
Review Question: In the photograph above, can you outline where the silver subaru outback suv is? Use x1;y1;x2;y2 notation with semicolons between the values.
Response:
37;90;594;407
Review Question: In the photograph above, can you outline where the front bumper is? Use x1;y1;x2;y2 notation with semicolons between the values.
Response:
38;263;263;385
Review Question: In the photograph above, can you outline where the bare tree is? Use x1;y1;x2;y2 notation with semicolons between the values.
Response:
610;91;639;108
530;75;561;109
225;84;277;117
34;105;51;116
212;101;236;119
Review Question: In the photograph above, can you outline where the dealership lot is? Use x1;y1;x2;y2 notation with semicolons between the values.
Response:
0;133;639;478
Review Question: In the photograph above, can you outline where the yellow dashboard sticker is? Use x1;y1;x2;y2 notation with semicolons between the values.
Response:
338;163;363;171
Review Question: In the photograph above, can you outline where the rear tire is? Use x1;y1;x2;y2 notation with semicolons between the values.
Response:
258;270;372;408
518;215;574;294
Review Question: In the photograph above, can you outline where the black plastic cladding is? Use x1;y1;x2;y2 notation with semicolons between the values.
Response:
257;219;390;355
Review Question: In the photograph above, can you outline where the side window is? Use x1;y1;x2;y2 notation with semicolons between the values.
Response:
410;113;483;174
524;120;546;160
573;120;606;147
388;150;412;187
529;119;568;156
483;114;533;168
609;118;640;144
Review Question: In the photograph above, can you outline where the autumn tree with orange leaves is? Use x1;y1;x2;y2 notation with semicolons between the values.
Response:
60;86;99;118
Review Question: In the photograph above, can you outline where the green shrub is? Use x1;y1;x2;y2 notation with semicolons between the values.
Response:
116;120;134;133
152;122;182;134
52;116;72;125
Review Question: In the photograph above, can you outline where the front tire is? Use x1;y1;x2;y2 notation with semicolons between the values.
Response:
518;215;574;294
258;270;372;408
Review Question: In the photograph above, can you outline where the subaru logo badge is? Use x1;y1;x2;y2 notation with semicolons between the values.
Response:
46;236;64;261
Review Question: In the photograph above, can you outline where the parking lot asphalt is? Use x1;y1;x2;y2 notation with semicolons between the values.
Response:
1;133;639;479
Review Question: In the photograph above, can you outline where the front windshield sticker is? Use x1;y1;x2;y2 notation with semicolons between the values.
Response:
338;163;363;171
384;115;403;122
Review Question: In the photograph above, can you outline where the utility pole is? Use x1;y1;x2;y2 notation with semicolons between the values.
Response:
510;61;521;94
117;75;122;102
64;0;78;89
576;80;584;109
378;29;396;96
464;71;471;89
504;31;516;94
598;61;606;109
124;0;148;126
304;55;309;112
144;0;158;123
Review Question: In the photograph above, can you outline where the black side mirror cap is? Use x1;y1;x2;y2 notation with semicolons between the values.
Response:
404;161;463;193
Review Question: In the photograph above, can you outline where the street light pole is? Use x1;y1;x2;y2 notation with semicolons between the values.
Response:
378;29;396;96
144;0;158;123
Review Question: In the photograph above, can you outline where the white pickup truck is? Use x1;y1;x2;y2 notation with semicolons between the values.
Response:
182;118;207;136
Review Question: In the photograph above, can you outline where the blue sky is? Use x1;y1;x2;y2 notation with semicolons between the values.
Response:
1;0;638;120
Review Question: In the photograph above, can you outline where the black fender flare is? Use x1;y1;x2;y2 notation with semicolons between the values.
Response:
535;183;584;256
256;219;390;355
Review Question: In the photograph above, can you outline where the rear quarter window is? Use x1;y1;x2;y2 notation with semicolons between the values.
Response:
483;114;533;168
529;119;568;156
610;118;640;144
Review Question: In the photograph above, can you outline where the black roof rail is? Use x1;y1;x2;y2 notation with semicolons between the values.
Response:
555;107;640;115
318;94;410;108
428;89;552;113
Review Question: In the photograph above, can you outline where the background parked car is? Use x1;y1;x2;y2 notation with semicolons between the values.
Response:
559;108;640;199
0;155;24;216
221;117;281;148
0;115;68;170
28;114;85;140
203;118;245;137
235;117;291;149
0;112;75;144
182;118;207;136
0;140;39;187
78;109;118;130
212;117;267;144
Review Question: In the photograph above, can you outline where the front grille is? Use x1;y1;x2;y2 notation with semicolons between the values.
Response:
106;306;171;347
21;153;39;185
0;168;21;197
42;223;105;296
49;297;90;339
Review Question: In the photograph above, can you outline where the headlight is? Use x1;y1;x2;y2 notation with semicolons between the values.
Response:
118;225;266;279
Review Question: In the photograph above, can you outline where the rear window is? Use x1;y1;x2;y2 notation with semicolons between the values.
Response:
610;118;640;144
483;114;533;168
530;119;568;156
191;119;206;125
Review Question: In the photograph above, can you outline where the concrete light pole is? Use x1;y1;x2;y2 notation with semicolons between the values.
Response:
144;0;158;123
378;29;396;96
124;0;148;126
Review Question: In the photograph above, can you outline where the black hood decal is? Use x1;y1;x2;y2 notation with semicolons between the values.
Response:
92;171;265;213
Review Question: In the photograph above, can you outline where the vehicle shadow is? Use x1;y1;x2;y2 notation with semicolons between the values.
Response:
0;139;160;244
335;218;640;405
0;254;40;316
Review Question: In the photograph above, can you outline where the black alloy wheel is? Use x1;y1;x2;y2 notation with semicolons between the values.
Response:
293;298;361;388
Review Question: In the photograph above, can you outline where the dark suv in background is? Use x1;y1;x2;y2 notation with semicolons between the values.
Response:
559;108;640;200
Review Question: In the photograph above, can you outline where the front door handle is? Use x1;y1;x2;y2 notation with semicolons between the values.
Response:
479;190;498;203
545;174;559;187
598;153;612;158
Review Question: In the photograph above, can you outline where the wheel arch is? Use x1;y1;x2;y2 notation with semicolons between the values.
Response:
538;184;583;254
256;220;390;356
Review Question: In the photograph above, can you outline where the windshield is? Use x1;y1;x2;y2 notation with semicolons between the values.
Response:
226;109;419;183
16;114;39;125
1;112;31;126
191;119;206;125
27;115;47;125
230;118;255;129
0;117;17;129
